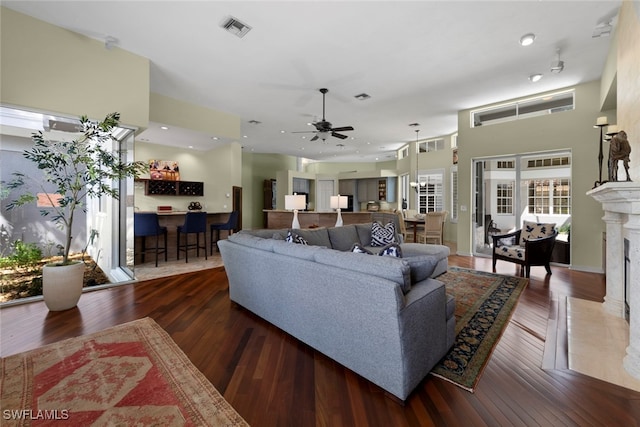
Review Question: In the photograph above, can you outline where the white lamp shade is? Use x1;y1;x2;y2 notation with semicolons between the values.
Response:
606;125;619;135
285;194;306;211
330;195;348;209
596;116;609;126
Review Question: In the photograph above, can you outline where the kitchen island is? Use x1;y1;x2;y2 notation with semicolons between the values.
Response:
263;210;376;229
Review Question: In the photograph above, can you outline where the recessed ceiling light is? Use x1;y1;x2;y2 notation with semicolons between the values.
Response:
188;145;193;149
211;136;218;140
160;126;169;130
242;135;248;138
520;33;536;46
280;130;286;133
529;73;543;83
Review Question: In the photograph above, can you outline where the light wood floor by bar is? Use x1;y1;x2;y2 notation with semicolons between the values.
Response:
1;255;639;426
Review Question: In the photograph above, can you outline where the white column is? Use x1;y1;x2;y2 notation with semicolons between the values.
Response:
624;215;640;379
602;211;626;317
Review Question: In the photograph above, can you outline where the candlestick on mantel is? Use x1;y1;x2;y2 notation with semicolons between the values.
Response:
593;116;610;188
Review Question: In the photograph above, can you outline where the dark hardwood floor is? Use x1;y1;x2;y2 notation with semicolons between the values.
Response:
2;255;639;426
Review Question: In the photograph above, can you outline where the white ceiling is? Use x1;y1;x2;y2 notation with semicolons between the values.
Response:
3;1;621;162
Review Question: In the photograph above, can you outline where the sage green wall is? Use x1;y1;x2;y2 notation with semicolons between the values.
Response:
150;93;240;139
457;81;616;272
0;7;149;128
135;141;242;214
242;153;297;229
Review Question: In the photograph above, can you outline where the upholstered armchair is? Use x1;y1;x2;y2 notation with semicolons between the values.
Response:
492;220;557;278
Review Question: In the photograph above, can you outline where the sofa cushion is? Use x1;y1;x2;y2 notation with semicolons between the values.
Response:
292;227;332;248
497;245;525;260
328;225;361;251
520;220;556;245
314;249;411;294
228;232;276;252
272;239;327;261
371;222;397;247
243;228;288;239
403;255;439;283
401;243;450;259
355;223;373;246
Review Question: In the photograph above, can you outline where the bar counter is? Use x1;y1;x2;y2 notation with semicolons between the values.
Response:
134;211;231;264
263;210;373;229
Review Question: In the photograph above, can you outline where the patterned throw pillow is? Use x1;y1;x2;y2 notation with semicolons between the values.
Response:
371;221;396;247
378;243;402;258
520;220;556;245
351;243;373;254
285;230;308;245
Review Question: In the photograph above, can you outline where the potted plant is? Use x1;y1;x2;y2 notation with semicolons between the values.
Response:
6;112;145;310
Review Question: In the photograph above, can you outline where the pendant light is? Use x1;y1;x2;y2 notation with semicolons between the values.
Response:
409;129;423;192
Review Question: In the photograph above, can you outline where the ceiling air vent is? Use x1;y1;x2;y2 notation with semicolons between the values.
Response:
221;16;252;38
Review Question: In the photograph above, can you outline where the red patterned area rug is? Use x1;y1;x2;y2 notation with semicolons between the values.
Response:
430;267;529;392
1;317;248;426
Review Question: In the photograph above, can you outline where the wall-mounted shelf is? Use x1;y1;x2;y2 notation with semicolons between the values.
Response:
137;179;204;196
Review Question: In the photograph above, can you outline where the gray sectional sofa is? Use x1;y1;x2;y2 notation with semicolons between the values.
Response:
218;223;454;401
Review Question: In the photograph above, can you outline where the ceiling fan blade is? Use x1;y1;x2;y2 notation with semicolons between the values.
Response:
331;126;354;132
291;131;316;134
331;132;348;139
310;135;319;142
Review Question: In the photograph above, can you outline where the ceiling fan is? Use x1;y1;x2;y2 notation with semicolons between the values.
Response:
293;88;354;141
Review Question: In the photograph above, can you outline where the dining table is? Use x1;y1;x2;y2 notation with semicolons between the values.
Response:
404;217;425;242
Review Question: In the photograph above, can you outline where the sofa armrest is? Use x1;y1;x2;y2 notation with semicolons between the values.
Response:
398;278;451;394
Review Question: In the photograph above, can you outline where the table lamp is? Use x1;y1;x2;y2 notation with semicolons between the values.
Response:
285;193;306;229
330;195;348;227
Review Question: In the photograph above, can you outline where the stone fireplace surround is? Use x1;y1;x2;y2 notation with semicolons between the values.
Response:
587;182;640;380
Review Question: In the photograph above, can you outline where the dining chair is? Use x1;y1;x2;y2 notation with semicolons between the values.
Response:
395;210;412;243
210;210;239;254
417;211;447;245
177;211;208;262
134;212;167;267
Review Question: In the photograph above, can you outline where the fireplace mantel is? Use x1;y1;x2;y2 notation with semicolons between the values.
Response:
587;182;640;380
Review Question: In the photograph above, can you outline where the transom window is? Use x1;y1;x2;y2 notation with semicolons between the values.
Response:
527;156;570;168
497;160;514;169
471;89;574;127
418;138;445;153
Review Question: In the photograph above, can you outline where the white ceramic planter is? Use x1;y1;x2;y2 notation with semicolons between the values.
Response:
42;262;85;311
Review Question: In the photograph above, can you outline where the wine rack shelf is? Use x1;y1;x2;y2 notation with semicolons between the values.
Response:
138;179;204;196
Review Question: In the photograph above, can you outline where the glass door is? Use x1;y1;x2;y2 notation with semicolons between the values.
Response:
472;151;572;263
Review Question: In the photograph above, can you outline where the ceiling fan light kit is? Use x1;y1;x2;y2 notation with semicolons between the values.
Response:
292;88;354;143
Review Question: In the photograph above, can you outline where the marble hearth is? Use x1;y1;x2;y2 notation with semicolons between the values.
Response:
587;182;640;380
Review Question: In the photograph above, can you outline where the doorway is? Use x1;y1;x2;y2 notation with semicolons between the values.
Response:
472;151;572;264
